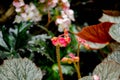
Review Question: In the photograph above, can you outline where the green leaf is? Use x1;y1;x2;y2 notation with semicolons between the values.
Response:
27;34;54;62
52;64;75;75
2;26;15;50
0;51;11;59
0;32;9;51
15;22;32;50
0;58;43;80
18;22;32;33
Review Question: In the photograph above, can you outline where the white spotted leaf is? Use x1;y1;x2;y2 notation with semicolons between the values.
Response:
109;23;120;43
86;40;107;49
93;61;120;80
80;76;93;80
0;58;43;80
103;50;120;64
99;13;120;23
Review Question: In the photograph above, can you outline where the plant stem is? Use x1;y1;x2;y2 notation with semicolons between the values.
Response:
56;45;64;80
35;23;54;36
76;43;81;80
35;23;49;33
73;62;81;80
77;43;80;74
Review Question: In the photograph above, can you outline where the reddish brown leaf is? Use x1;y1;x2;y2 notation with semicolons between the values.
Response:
77;22;114;43
103;10;120;16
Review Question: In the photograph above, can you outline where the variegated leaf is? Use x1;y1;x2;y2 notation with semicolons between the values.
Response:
80;76;93;80
99;13;120;23
109;23;120;43
86;40;108;49
0;58;43;80
103;51;120;64
93;61;120;80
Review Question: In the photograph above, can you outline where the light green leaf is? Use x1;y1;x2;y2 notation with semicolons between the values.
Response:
99;13;120;23
109;23;120;43
80;76;93;80
0;58;43;80
52;64;75;75
103;50;120;64
85;40;108;49
0;34;9;51
93;61;120;80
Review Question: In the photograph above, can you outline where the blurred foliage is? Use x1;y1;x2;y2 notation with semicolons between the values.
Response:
0;0;120;80
0;22;32;58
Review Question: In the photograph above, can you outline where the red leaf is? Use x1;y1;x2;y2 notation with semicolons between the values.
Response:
103;10;120;16
77;22;114;43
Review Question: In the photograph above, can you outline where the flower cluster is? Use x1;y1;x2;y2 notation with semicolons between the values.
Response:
39;0;46;3
77;37;90;49
13;0;42;23
55;0;75;32
13;0;75;32
47;0;58;8
51;29;71;47
61;53;79;64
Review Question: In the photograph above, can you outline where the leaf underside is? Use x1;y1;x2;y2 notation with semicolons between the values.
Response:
77;22;114;43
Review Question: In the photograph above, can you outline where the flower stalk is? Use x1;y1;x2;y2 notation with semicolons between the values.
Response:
75;42;81;80
73;62;81;79
56;45;64;80
77;43;80;72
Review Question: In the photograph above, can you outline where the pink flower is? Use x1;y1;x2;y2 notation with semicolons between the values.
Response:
57;17;71;32
51;37;68;47
93;75;100;80
77;37;86;44
73;57;79;62
51;37;58;46
64;9;75;21
69;53;75;58
61;11;68;19
61;0;70;9
64;36;71;44
69;53;79;62
15;8;22;12
58;37;68;47
51;29;71;47
61;57;73;64
48;0;58;8
77;37;90;49
13;0;25;8
13;2;42;23
56;17;64;25
61;53;79;64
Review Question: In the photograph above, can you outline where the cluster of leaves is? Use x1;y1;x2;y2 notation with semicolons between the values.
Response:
81;49;120;80
0;22;31;58
78;12;120;79
0;0;79;79
0;19;77;80
0;0;120;80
